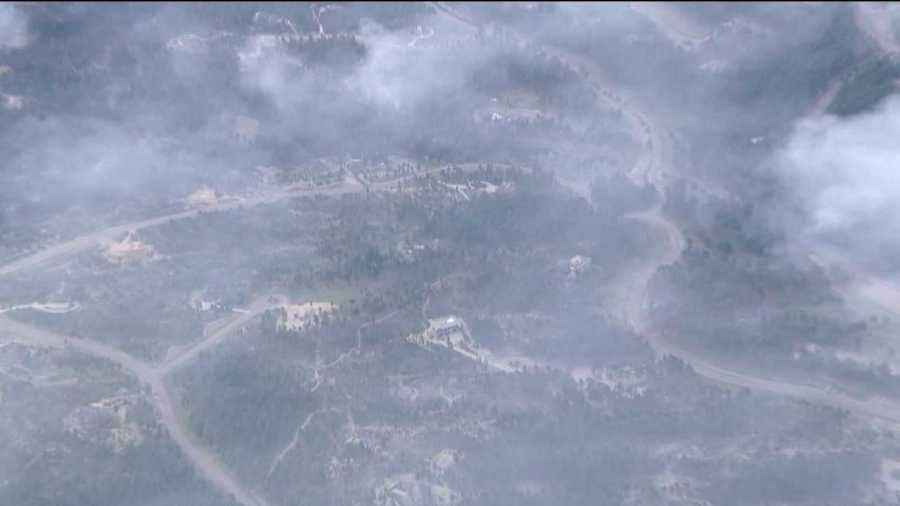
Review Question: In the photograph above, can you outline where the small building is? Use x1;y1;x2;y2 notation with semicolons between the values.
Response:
276;301;337;332
568;255;592;277
429;316;464;339
186;187;218;208
103;232;155;265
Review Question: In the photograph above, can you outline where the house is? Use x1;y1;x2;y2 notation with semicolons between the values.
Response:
103;232;155;265
186;187;218;208
429;316;465;339
568;255;592;277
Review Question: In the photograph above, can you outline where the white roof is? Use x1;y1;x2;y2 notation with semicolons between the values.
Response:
430;316;463;331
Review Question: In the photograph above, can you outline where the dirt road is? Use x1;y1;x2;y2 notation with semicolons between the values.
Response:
431;1;900;428
0;183;369;280
0;179;382;505
0;165;473;281
4;6;900;500
0;315;269;506
0;186;365;506
622;203;900;428
0;164;489;504
161;296;274;374
629;2;710;51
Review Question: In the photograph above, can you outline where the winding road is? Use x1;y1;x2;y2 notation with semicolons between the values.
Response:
432;1;900;429
0;161;505;505
4;5;900;503
0;180;375;506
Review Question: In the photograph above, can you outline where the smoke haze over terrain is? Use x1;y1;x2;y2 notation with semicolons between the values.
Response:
5;3;900;506
0;4;28;49
774;96;900;273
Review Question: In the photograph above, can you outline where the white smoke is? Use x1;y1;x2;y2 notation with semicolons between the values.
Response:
346;16;488;110
775;94;900;269
0;4;29;49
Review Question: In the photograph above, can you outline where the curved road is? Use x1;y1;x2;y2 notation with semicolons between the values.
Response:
432;1;900;429
4;6;900;502
0;165;497;505
566;15;900;427
0;314;270;506
0;182;367;506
